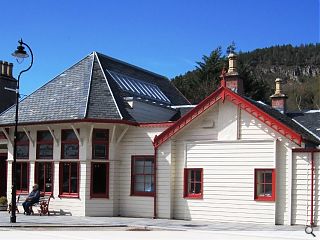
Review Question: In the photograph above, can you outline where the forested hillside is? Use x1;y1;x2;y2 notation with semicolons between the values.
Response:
172;44;320;111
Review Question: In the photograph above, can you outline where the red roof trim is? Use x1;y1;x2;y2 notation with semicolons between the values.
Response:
154;86;302;148
153;87;224;148
139;122;175;128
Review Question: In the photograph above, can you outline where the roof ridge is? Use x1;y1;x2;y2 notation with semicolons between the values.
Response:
95;51;168;80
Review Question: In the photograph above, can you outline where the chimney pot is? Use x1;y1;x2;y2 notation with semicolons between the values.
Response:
1;61;8;76
7;63;13;77
220;52;243;94
270;78;287;114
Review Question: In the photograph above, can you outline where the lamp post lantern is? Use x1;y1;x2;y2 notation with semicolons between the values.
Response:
10;39;33;223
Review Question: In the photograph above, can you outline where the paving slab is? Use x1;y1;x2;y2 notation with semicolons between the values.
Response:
0;211;317;233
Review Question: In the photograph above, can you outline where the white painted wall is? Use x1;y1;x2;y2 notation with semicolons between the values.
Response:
292;152;320;226
118;126;165;218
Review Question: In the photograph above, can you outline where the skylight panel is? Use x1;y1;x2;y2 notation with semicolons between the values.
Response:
107;70;171;104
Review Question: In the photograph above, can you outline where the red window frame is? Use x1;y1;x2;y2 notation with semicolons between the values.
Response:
16;161;29;194
92;129;109;160
131;155;155;197
59;161;80;198
254;169;276;201
61;129;79;159
184;168;203;199
34;161;54;195
90;162;109;198
16;132;29;159
36;130;53;159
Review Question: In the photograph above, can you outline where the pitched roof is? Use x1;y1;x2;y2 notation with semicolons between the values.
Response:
287;111;320;139
244;98;320;144
0;52;190;126
153;86;320;148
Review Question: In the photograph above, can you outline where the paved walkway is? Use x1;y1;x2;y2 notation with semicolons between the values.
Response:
0;211;313;232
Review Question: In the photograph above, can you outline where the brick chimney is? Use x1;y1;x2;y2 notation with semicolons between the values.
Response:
223;53;243;94
0;61;16;113
270;78;287;114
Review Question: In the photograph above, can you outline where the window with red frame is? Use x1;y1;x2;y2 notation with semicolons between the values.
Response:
16;162;29;193
59;162;79;197
35;162;53;194
254;169;276;201
184;168;203;199
61;129;79;159
92;129;109;159
37;131;53;159
91;162;109;198
131;156;154;196
16;132;29;159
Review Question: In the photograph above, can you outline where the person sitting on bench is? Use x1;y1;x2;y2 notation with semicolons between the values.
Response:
22;184;40;215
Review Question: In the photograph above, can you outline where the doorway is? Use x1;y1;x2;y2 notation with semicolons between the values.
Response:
0;153;7;197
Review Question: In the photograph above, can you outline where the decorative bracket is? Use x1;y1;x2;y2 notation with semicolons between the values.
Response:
71;124;82;146
111;125;116;143
117;126;129;143
0;127;12;145
23;127;34;147
47;126;58;145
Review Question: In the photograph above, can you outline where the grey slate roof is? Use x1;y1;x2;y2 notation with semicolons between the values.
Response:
0;54;93;125
245;97;320;145
0;52;189;125
287;111;320;139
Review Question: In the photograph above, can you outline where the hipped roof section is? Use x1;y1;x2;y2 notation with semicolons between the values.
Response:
0;52;190;126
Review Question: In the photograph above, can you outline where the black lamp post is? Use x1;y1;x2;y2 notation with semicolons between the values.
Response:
10;39;33;223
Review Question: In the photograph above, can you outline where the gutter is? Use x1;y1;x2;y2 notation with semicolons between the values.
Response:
153;137;158;219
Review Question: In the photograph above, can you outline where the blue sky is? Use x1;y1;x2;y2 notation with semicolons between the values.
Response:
0;0;319;96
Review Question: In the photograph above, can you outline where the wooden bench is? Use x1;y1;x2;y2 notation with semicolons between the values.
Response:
8;193;53;216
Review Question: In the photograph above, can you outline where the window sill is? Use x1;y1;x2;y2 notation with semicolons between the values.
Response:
255;196;275;202
130;193;155;197
58;194;79;198
184;195;203;199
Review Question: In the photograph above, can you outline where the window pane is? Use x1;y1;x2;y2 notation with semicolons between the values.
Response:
134;181;144;192
188;180;194;194
16;164;21;190
38;144;53;158
195;182;201;194
94;130;108;141
70;163;78;193
93;144;107;159
37;162;45;192
92;163;107;194
144;160;153;174
62;130;77;141
45;163;53;192
17;145;29;158
256;171;263;184
21;163;28;191
134;160;144;174
63;144;78;159
195;170;201;182
265;184;272;196
257;183;263;196
17;132;28;142
62;163;70;193
37;131;52;141
265;172;272;183
144;175;153;192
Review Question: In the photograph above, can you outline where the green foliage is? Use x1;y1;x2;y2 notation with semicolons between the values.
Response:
172;44;320;110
